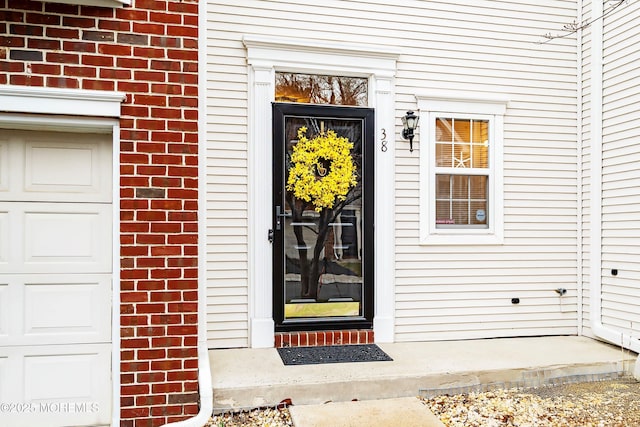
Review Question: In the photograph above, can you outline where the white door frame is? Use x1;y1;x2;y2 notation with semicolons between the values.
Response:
243;35;400;347
0;85;124;425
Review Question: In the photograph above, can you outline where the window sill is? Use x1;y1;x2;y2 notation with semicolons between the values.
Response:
420;231;504;246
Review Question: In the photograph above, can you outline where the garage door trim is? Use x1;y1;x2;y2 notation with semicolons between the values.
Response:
0;85;123;427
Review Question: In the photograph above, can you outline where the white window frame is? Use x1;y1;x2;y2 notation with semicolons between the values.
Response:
417;91;508;245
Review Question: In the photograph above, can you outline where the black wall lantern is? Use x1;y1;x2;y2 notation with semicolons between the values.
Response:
401;110;419;152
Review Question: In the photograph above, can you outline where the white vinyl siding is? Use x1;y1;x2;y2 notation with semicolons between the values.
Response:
206;26;250;347
599;0;640;341
394;0;578;342
206;0;579;346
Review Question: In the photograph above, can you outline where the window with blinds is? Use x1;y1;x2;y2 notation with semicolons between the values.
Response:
416;92;507;245
434;118;489;229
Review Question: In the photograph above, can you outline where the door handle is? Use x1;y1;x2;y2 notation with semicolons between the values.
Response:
275;205;290;230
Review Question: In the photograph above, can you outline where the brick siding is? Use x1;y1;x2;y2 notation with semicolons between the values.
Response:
0;0;200;425
275;330;375;348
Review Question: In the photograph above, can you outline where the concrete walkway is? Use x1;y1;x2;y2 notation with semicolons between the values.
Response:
289;397;445;427
210;336;636;414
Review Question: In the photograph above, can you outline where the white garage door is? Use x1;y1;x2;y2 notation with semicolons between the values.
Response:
0;130;112;427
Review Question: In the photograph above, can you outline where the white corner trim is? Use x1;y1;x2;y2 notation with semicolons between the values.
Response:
0;86;126;118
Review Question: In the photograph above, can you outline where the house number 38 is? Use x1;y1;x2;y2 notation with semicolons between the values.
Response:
380;128;388;152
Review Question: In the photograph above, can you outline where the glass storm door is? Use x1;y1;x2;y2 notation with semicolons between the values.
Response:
272;103;374;331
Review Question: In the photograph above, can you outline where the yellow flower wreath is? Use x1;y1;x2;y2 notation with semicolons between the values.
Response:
286;126;357;212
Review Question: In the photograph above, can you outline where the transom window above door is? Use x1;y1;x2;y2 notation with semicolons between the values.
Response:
275;72;368;106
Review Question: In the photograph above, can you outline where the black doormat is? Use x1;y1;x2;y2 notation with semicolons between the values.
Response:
277;344;393;366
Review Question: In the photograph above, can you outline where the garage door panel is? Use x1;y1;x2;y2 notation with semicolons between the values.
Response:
24;209;108;266
25;141;102;195
0;202;112;274
0;131;111;203
25;352;98;401
24;280;110;342
0;275;111;346
0;344;111;427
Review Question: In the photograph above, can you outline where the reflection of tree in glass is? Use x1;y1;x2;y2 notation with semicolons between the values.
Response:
285;118;362;299
276;73;368;106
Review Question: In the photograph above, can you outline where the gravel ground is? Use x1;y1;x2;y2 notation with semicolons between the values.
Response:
207;406;293;427
207;378;640;427
423;377;640;427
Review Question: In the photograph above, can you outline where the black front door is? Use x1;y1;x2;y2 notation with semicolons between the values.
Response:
272;103;374;331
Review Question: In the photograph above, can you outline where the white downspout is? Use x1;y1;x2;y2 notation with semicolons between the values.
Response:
162;0;213;424
589;0;640;356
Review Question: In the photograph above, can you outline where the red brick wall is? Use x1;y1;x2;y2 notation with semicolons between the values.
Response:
275;330;375;348
0;0;200;425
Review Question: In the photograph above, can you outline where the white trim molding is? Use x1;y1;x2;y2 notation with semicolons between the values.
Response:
0;84;124;426
0;86;125;118
244;35;399;347
372;75;397;343
416;91;509;245
243;35;400;77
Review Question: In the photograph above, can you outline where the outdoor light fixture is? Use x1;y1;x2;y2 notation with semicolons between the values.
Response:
402;110;419;152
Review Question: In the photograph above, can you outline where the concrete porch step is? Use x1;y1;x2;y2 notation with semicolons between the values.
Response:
209;336;636;410
289;397;445;427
